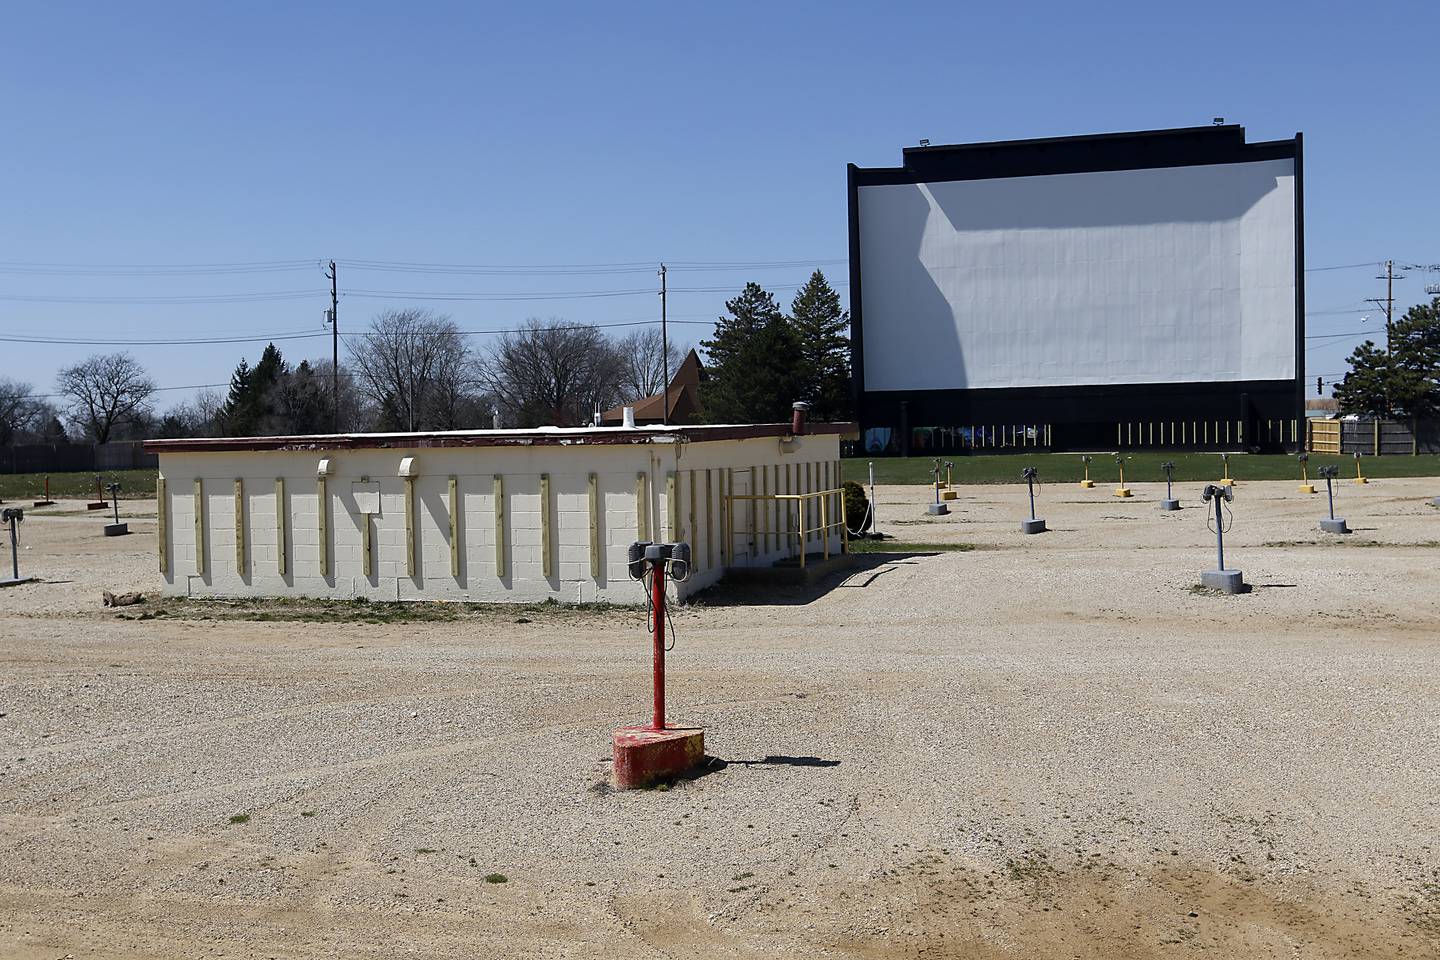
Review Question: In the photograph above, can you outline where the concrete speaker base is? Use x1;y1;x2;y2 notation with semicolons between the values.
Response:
1160;499;1181;511
1298;484;1316;494
612;725;704;790
1020;518;1046;534
0;577;35;588
1113;487;1132;498
1078;480;1095;489
941;490;958;501
1433;496;1440;507
1354;477;1369;484
1320;517;1350;535
1199;569;1245;594
32;500;55;507
86;502;108;511
926;503;949;516
104;522;129;537
1219;478;1235;487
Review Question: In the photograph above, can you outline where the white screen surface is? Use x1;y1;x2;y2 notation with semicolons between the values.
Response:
857;159;1296;391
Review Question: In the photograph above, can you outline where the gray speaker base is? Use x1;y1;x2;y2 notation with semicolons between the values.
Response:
1019;518;1046;534
926;503;949;516
0;577;34;588
1199;569;1245;594
104;523;130;537
1320;518;1349;534
1433;496;1440;507
1160;499;1181;511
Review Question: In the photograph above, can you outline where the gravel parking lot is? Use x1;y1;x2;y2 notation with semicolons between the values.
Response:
2;480;1438;958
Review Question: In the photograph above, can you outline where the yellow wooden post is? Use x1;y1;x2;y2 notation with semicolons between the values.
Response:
275;478;287;577
667;470;678;542
704;469;714;570
316;476;328;577
234;479;245;573
635;472;649;542
758;465;768;553
540;473;553;578
448;476;459;578
688;470;697;554
403;475;415;577
362;514;372;578
493;474;505;578
748;466;757;555
588;472;601;579
193;479;205;576
721;468;732;565
157;476;168;575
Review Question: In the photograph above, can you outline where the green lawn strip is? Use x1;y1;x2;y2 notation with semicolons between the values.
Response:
846;539;978;554
0;468;159;501
844;453;1440;486
115;595;642;625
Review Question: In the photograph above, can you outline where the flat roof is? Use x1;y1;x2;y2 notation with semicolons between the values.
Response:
143;421;857;454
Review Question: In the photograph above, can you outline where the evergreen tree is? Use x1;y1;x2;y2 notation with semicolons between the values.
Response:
220;359;254;435
1334;297;1440;418
788;269;852;420
220;343;291;435
700;283;805;423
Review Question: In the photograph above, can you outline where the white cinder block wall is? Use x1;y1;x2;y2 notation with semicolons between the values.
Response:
147;425;848;603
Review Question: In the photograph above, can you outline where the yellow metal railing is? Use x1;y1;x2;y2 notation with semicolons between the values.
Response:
725;487;849;570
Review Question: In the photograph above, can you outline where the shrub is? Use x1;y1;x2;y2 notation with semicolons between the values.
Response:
842;480;871;534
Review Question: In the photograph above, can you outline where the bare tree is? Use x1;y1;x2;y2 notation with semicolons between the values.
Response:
614;327;687;401
0;377;42;445
479;318;624;428
349;309;475;431
55;353;157;443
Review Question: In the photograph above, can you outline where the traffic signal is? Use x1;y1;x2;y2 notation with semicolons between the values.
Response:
1316;376;1323;396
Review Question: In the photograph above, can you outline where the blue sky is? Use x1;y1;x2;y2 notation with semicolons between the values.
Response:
2;1;1437;414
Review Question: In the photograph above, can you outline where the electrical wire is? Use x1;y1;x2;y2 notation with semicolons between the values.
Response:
640;567;678;652
1205;495;1234;535
0;291;320;304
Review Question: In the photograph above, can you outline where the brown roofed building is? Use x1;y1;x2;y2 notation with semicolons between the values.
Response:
601;349;706;425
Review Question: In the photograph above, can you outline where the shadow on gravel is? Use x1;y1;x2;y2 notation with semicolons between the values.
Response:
670;754;842;785
689;555;928;607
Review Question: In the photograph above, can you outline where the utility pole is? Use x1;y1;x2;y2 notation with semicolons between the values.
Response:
659;263;669;426
1367;259;1405;353
325;260;339;432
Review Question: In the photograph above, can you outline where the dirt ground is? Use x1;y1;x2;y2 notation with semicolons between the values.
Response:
2;481;1438;958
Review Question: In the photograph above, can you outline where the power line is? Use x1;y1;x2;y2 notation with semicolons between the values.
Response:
0;316;720;347
5;381;232;402
0;259;317;277
0;291;321;304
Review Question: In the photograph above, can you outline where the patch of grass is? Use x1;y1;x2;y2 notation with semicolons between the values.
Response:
415;847;437;854
845;453;1440;486
227;813;250;825
847;539;978;554
128;595;642;625
300;810;316;818
0;468;158;502
484;873;508;884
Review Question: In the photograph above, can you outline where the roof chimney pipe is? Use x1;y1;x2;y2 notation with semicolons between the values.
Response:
622;406;637;429
791;401;811;436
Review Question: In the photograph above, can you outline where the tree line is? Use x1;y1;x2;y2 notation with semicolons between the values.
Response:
0;270;851;444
